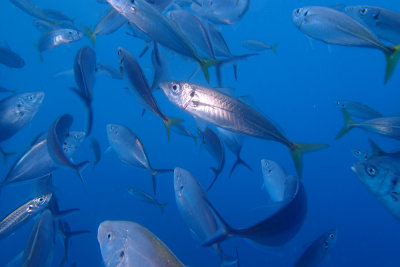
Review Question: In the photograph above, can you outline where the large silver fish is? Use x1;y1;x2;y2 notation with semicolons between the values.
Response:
174;167;236;265
98;220;185;267
160;81;328;178
345;6;400;44
0;44;25;68
292;6;400;83
294;229;337;267
106;124;173;195
0;194;52;240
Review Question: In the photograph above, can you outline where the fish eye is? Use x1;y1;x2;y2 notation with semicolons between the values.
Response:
107;232;112;241
172;84;178;91
119;251;125;259
355;151;361;155
39;197;44;202
329;233;335;239
190;91;195;98
360;8;367;15
295;8;301;15
366;166;376;177
323;241;329;248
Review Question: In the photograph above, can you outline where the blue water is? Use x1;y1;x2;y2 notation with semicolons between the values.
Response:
0;0;400;266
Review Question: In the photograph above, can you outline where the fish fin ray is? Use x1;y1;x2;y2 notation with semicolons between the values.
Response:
335;109;355;140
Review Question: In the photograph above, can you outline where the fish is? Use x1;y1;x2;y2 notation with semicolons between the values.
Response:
294;229;337;267
197;126;225;191
241;40;279;53
292;6;400;83
106;124;173;195
72;46;97;136
216;127;251;177
33;19;77;33
0;44;25;68
22;209;55;267
1;132;85;188
95;62;123;79
83;8;126;45
9;0;53;22
160;81;328;178
334;100;383;120
90;137;101;167
202;182;307;247
42;9;75;23
336;109;400;140
351;148;372;161
58;220;90;266
261;159;299;203
37;28;83;59
174;167;236;265
191;0;250;25
107;0;218;82
98;220;185;267
0;194;52;240
117;47;181;138
0;92;44;161
47;114;88;185
351;154;400;220
128;187;168;214
345;6;400;44
150;42;167;91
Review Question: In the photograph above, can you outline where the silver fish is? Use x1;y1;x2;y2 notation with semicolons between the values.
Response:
294;229;337;267
0;194;52;240
106;124;173;195
336;109;400;140
334;100;382;120
261;159;299;203
174;167;236;265
38;28;83;56
292;6;400;83
242;40;278;53
345;6;400;44
128;187;168;214
352;155;400;220
0;44;25;68
47;114;88;184
160;81;328;178
197;126;225;191
98;220;185;267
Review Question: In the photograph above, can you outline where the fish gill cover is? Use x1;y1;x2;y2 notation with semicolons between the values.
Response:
0;0;399;266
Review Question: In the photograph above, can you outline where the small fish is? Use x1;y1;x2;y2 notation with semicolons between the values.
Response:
83;8;126;45
242;40;278;53
42;9;74;23
294;229;337;267
47;114;88;184
174;168;236;265
98;220;185;267
72;46;97;136
117;47;182;138
0;44;25;68
261;159;299;203
345;6;400;44
336;109;400;140
160;81;328;178
197;126;225;191
352;153;400;220
95;62;123;79
217;127;251;177
0;194;52;240
128;187;168;214
37;29;83;58
90;137;101;167
9;0;53;22
292;6;400;83
334;100;383;120
106;124;173;195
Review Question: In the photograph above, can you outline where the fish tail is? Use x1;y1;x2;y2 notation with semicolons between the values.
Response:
384;44;400;83
151;168;174;195
270;42;279;54
200;59;220;83
335;109;355;140
207;167;222;191
289;142;329;178
81;25;96;46
228;155;252;178
163;116;184;140
0;146;16;163
368;139;387;157
75;161;89;186
159;202;168;215
202;197;237;247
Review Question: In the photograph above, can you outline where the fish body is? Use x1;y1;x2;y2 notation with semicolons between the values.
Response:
128;187;167;214
98;220;185;267
345;6;400;44
294;229;337;267
160;81;327;177
0;92;44;143
0;194;52;240
335;100;382;120
9;0;52;22
0;45;25;68
38;29;83;53
241;40;278;53
42;9;74;23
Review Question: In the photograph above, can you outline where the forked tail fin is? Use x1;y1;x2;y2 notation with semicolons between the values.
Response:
335;109;355;140
384;44;400;83
289;143;329;178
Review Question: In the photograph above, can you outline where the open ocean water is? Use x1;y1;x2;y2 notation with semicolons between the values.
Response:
0;0;400;266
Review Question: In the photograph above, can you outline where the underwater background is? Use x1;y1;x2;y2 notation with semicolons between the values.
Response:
0;0;399;266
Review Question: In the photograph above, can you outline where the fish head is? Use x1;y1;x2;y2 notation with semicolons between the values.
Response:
98;220;128;267
322;229;337;249
351;148;370;161
106;124;125;147
66;29;83;41
14;92;45;122
334;100;346;110
117;47;129;71
159;81;194;110
63;131;86;157
344;6;379;25
351;160;394;196
292;7;310;28
29;193;52;213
